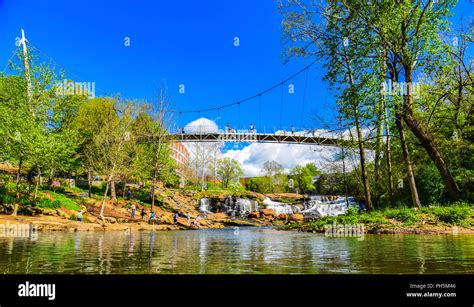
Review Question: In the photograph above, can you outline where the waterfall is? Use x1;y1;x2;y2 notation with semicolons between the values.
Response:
262;197;298;215
302;195;358;218
220;197;260;217
199;198;210;213
236;199;252;216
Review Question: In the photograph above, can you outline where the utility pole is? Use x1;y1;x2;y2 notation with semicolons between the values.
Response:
20;29;33;103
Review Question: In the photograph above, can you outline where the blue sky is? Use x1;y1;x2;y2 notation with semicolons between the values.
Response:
1;0;472;175
0;0;337;133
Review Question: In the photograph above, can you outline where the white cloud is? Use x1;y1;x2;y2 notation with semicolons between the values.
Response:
184;117;218;134
223;143;340;177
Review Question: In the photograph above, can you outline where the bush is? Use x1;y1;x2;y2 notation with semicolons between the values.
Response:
358;211;387;225
0;193;15;205
385;208;420;225
432;205;472;225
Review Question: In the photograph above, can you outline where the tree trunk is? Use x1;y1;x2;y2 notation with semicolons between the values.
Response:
33;166;41;201
12;156;23;216
402;64;460;200
384;106;394;201
110;180;117;202
48;169;54;186
354;115;373;210
395;111;421;208
87;168;92;198
373;105;384;206
99;175;112;219
151;176;156;212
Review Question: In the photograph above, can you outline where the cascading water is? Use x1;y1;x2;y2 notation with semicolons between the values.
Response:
199;198;211;213
302;195;358;218
262;197;299;215
224;197;259;217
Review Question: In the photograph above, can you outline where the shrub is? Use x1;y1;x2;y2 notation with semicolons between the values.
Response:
336;211;359;224
359;211;387;225
0;193;15;205
432;205;472;225
385;208;420;225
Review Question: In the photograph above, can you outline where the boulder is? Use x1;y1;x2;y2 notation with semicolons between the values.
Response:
277;213;288;220
289;213;304;222
248;212;261;219
40;208;57;216
159;213;173;224
104;216;117;224
87;215;98;223
177;217;190;227
260;208;277;218
243;191;266;201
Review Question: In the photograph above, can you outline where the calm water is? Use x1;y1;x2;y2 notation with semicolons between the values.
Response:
0;227;473;274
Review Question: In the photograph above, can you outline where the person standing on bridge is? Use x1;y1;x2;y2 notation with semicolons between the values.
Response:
250;123;255;134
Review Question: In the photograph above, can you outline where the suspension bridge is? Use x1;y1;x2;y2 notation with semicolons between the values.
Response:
137;125;374;148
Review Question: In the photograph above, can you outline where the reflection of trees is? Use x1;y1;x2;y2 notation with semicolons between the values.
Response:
0;232;473;274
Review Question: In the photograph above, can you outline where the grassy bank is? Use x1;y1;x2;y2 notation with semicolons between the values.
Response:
281;202;474;233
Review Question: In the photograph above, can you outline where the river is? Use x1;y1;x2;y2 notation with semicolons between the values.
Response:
0;227;473;274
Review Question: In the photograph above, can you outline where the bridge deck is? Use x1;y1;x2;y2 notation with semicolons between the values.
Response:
162;132;354;147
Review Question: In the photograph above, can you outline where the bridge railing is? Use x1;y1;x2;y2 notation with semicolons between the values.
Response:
171;125;370;141
174;125;355;139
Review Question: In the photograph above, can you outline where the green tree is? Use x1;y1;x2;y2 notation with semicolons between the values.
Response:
261;160;285;192
216;158;243;189
289;165;315;194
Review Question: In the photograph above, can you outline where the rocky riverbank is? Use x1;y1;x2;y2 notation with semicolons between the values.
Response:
0;187;274;232
0;213;267;232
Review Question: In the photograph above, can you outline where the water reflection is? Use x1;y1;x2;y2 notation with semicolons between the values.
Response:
0;228;473;274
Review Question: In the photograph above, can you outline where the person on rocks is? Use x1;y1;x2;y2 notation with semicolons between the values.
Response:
192;215;201;228
131;203;136;219
140;207;147;221
77;210;83;222
149;211;156;224
173;212;179;224
187;212;191;225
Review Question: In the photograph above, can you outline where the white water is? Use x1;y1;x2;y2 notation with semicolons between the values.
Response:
199;198;211;213
235;198;259;216
262;197;300;216
302;195;358;218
